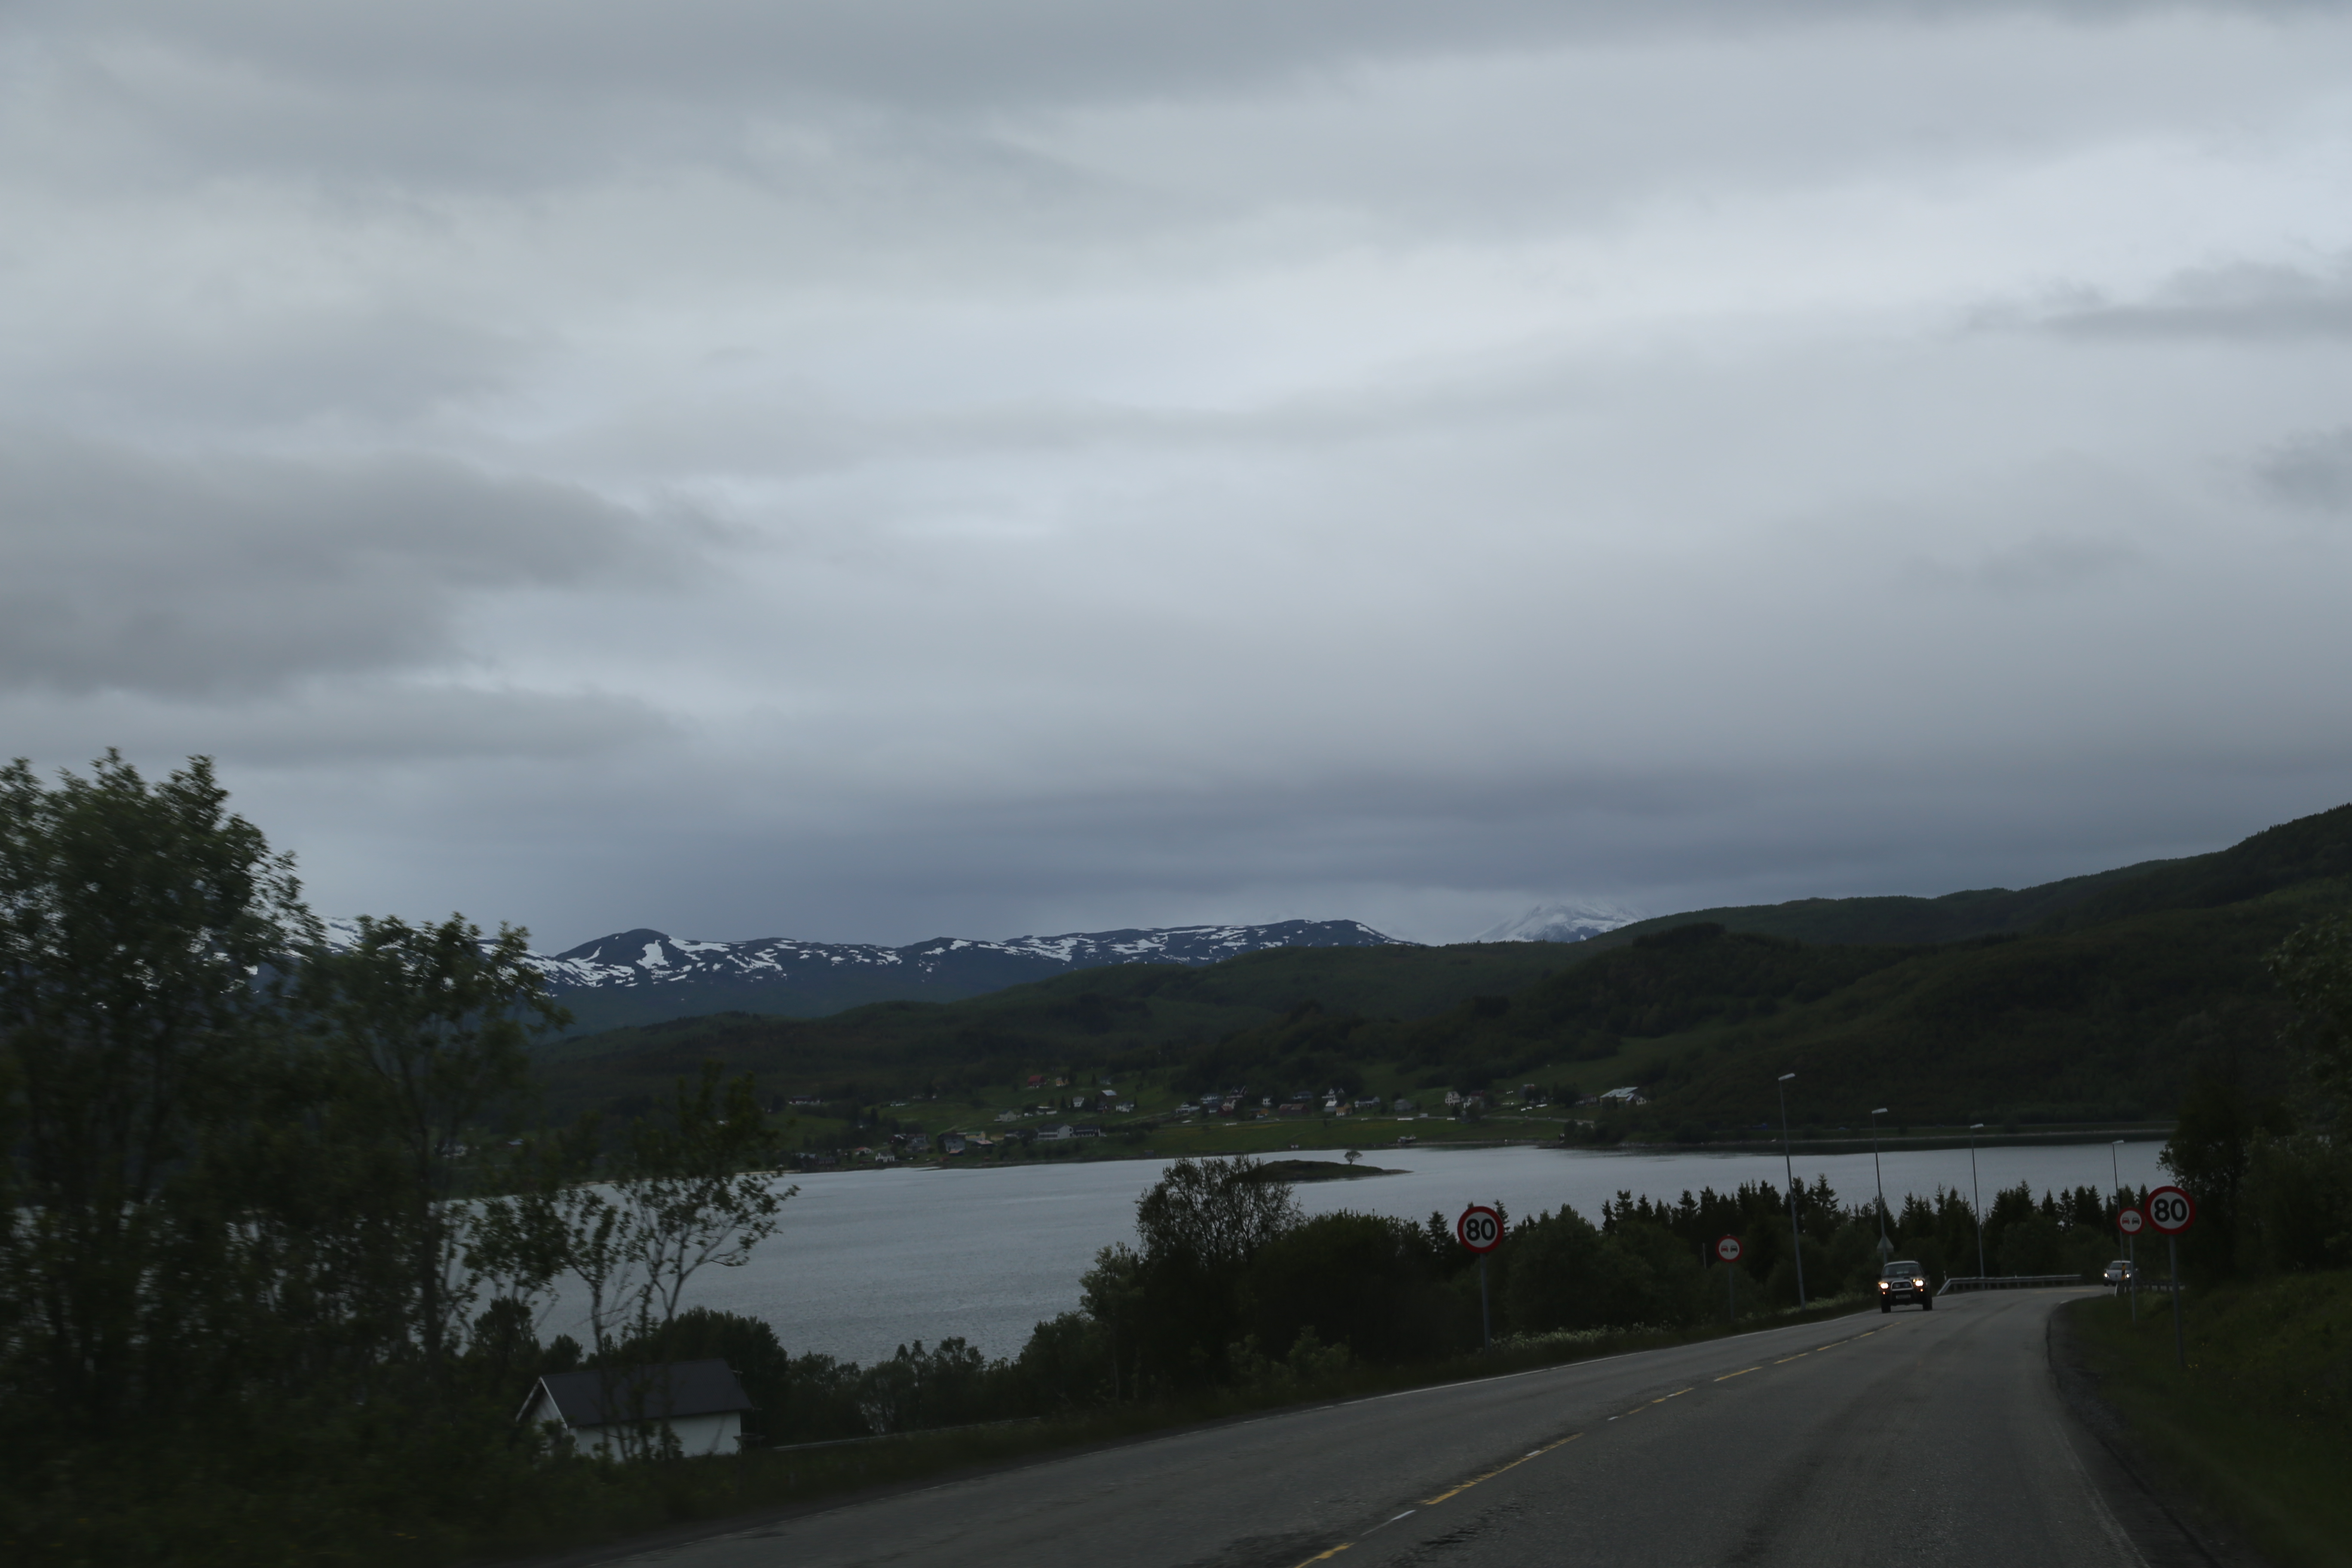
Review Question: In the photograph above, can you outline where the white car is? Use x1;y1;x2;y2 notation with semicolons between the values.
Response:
2101;1260;2135;1287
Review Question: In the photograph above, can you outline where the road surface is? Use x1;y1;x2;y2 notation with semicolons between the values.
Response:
595;1289;2202;1568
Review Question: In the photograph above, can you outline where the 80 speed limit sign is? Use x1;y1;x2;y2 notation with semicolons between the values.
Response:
1456;1205;1504;1254
2144;1185;2196;1234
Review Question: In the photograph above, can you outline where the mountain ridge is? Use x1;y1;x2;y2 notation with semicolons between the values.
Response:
330;917;1412;1033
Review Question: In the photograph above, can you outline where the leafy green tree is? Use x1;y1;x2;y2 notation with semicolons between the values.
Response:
1127;1157;1299;1388
295;914;564;1376
2267;914;2352;1122
624;1063;792;1332
0;752;309;1438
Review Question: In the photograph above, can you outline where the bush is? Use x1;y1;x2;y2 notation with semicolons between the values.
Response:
1243;1212;1463;1365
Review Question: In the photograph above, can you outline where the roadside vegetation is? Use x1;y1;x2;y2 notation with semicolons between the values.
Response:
2065;905;2352;1565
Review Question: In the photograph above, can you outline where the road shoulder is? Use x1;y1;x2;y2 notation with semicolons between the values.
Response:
2044;1300;2266;1568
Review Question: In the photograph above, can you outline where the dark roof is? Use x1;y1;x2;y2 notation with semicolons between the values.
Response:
527;1359;753;1427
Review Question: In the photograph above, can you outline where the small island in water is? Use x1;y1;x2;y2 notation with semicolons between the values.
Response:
1248;1157;1406;1182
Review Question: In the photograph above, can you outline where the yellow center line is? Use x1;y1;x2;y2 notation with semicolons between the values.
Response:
1715;1366;1760;1381
1418;1433;1580;1506
1288;1544;1354;1567
1774;1352;1809;1363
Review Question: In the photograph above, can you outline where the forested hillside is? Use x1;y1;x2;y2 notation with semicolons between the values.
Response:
542;804;2352;1134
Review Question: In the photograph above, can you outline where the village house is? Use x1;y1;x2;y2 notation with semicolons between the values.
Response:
517;1360;754;1460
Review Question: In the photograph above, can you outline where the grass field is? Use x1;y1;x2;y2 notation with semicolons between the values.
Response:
2067;1273;2352;1568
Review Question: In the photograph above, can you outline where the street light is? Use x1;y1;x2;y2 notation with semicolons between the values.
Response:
1968;1122;1987;1280
1869;1107;1891;1258
1778;1072;1806;1307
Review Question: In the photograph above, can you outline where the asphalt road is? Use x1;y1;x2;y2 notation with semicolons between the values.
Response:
600;1289;2196;1568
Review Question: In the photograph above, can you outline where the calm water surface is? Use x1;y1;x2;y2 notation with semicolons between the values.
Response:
555;1140;2169;1365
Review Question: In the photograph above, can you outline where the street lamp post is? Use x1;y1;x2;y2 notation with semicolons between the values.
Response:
1969;1122;1988;1280
1869;1107;1891;1259
1778;1072;1806;1308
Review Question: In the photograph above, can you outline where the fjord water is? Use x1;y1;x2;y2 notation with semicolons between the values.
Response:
566;1142;2170;1366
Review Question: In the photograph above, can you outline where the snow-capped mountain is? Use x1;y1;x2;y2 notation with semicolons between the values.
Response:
1473;900;1641;945
325;916;1409;1032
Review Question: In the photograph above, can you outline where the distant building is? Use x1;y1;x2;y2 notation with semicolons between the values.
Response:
940;1134;966;1155
1599;1086;1646;1106
518;1360;753;1460
1392;1098;1416;1114
1036;1124;1075;1142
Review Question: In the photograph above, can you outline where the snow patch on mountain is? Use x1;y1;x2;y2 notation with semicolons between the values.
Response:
324;916;1410;995
1473;900;1642;945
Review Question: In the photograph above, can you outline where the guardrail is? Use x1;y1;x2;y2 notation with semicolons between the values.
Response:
1934;1274;2086;1297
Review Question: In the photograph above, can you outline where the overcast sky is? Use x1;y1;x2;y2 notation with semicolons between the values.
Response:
6;2;2352;949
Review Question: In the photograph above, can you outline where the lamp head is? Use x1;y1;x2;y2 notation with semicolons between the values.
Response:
1871;1106;1888;1115
1970;1122;1984;1130
1777;1072;1795;1082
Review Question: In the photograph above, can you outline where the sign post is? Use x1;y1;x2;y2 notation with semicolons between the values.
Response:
1715;1234;1743;1326
2115;1204;2145;1324
1456;1205;1503;1352
2144;1185;2196;1369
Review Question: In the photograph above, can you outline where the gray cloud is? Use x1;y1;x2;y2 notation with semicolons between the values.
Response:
0;434;674;696
2019;261;2352;341
2256;427;2352;511
7;2;2352;951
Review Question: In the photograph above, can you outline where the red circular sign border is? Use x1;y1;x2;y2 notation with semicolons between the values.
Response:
1714;1233;1743;1263
1455;1204;1504;1254
2144;1185;2197;1235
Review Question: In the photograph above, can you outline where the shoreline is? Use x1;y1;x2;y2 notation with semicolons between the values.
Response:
793;1124;2174;1176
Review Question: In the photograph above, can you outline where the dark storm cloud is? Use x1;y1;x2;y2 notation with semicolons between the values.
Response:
0;434;672;697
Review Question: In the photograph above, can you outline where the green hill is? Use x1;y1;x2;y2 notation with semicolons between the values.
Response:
536;803;2352;1136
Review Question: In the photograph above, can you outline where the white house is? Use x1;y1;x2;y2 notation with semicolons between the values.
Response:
518;1359;755;1460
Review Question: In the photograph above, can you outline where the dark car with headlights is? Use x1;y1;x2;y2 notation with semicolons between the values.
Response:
1879;1260;1931;1311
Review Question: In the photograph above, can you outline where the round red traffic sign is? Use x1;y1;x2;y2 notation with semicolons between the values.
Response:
2145;1185;2196;1235
2115;1205;2145;1236
1456;1204;1504;1254
1714;1234;1743;1263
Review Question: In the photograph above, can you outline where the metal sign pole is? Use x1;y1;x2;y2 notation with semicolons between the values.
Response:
1479;1255;1491;1353
2129;1231;2137;1323
2170;1235;2183;1370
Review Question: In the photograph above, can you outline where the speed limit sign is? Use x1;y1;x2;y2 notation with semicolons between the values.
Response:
2145;1186;2196;1234
1714;1234;1743;1263
1456;1205;1504;1254
2115;1205;2145;1236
